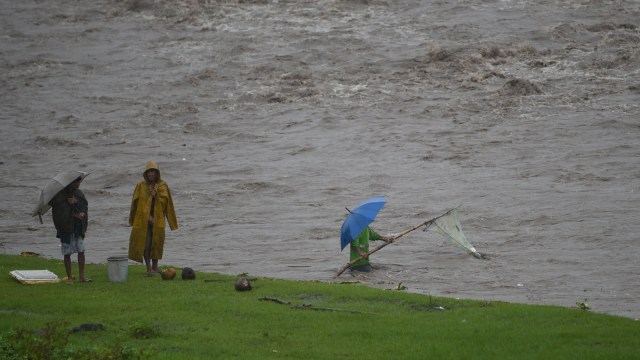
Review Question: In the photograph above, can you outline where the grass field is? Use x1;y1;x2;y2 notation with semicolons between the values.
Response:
1;254;638;359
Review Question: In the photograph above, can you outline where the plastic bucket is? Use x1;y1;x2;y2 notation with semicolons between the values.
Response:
107;256;129;282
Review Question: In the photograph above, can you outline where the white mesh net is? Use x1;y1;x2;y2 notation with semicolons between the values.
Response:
427;209;483;259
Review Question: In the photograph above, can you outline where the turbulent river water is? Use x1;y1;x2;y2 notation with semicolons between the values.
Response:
1;0;639;319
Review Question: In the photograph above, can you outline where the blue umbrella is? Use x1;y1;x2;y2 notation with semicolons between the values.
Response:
340;196;386;251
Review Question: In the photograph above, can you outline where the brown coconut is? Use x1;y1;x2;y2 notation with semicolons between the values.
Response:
161;267;177;280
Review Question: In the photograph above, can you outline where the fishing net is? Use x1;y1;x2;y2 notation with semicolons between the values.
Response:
426;209;484;259
335;207;485;277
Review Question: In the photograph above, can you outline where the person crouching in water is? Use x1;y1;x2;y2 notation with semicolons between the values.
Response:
128;161;178;276
49;176;90;283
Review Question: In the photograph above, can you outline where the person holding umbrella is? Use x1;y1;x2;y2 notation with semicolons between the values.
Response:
341;196;393;273
48;175;90;283
128;161;178;276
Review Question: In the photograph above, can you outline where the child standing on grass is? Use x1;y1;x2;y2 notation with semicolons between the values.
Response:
49;176;91;283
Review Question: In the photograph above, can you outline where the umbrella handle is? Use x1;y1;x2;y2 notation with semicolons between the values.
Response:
334;208;458;278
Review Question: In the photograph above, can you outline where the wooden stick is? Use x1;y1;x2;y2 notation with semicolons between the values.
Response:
291;304;375;314
259;297;374;314
334;209;455;278
258;296;291;304
204;278;258;283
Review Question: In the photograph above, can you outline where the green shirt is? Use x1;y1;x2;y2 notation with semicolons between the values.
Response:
349;227;382;267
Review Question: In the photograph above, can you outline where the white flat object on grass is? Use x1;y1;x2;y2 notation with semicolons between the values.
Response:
10;270;60;284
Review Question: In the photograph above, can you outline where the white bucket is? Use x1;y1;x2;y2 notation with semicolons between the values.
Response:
107;256;129;282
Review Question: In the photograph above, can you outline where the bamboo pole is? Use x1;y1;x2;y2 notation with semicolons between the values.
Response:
334;209;455;278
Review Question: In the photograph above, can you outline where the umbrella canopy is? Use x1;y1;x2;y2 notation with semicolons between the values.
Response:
340;196;386;251
32;170;89;220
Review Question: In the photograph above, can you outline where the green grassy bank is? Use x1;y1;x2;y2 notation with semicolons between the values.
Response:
1;254;638;359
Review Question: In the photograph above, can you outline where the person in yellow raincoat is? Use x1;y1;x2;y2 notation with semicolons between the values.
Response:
128;161;178;275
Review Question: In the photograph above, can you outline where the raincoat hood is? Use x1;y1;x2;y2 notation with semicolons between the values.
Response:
143;161;161;181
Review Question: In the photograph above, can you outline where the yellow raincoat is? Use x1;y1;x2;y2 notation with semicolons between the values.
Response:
128;162;178;263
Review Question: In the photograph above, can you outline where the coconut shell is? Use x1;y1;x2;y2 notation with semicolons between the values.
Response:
161;267;176;280
181;267;195;280
234;278;252;291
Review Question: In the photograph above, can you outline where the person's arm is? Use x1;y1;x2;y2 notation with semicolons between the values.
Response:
74;190;88;219
356;246;368;258
369;228;393;242
164;186;178;231
351;235;368;258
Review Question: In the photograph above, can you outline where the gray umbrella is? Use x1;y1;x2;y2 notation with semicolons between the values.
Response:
32;170;89;223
